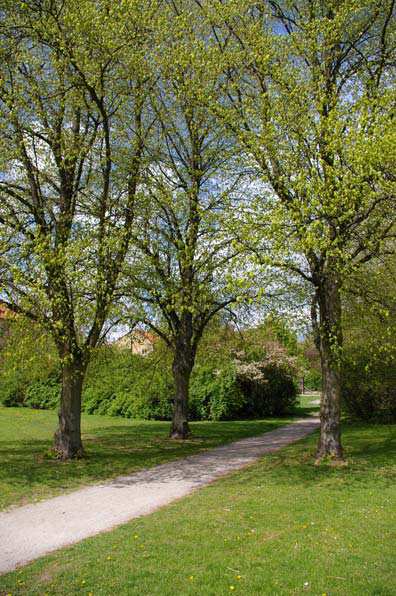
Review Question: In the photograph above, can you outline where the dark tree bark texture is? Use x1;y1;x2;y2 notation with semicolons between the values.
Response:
170;333;195;439
54;354;86;459
316;271;344;461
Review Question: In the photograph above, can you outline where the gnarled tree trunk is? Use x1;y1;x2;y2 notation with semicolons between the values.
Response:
316;271;343;460
54;353;86;459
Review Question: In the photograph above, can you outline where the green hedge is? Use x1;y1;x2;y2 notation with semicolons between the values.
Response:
189;363;246;421
1;318;300;420
190;347;298;420
82;346;174;419
1;346;298;421
0;319;58;406
238;362;297;417
80;348;297;421
24;377;61;410
342;350;396;422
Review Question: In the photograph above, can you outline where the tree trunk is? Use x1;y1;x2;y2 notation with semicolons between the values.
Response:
316;271;344;461
170;343;194;439
54;354;86;459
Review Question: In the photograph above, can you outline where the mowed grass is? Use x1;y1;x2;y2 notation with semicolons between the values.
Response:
293;393;320;417
0;422;394;595
0;406;292;511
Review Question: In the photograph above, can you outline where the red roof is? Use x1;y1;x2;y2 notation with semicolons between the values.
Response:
131;329;156;343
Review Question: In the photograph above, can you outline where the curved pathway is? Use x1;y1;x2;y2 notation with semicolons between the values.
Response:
0;417;319;574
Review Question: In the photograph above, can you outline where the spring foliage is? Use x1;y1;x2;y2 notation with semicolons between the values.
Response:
0;320;298;420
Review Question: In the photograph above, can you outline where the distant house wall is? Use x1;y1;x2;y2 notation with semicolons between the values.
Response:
131;336;154;356
114;329;156;356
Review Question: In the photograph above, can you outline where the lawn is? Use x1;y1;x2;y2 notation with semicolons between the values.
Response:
0;406;294;511
0;421;394;595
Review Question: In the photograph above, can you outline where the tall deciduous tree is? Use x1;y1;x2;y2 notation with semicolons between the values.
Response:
196;0;396;458
123;5;253;438
0;0;156;458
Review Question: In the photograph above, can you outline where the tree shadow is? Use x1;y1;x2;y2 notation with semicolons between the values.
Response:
231;421;396;491
0;416;289;508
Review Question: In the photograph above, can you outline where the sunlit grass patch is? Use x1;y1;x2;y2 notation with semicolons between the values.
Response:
0;421;394;595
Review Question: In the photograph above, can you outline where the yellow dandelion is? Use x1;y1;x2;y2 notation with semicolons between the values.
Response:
236;575;242;580
189;576;194;580
230;586;235;591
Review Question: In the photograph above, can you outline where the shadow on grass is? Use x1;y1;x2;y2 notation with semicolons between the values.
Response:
4;420;391;508
293;394;321;418
293;405;319;417
232;421;396;492
0;416;288;508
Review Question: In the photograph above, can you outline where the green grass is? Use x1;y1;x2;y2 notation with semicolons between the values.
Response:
0;406;292;511
293;393;320;417
0;421;394;595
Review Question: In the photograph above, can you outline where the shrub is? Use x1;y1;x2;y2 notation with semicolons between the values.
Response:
1;385;26;407
24;378;60;410
81;344;174;419
2;326;299;421
189;345;298;421
341;253;396;422
0;318;58;406
189;363;246;421
79;341;298;422
83;387;115;416
235;346;298;417
342;351;396;422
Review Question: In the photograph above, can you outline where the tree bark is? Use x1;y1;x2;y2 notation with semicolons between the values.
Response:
170;340;194;439
316;271;344;461
54;353;86;459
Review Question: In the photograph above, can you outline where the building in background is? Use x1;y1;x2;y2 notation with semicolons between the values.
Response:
114;329;157;356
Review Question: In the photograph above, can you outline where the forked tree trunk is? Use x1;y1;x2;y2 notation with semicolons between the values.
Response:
316;271;344;461
54;354;86;459
170;343;194;439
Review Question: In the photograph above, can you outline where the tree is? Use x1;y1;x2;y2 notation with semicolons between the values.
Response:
343;249;396;361
196;0;396;459
341;249;396;420
0;0;156;458
122;5;254;438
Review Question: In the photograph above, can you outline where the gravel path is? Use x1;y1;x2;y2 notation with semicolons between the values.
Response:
0;417;319;574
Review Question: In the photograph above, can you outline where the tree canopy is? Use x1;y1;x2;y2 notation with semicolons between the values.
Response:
0;0;394;459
